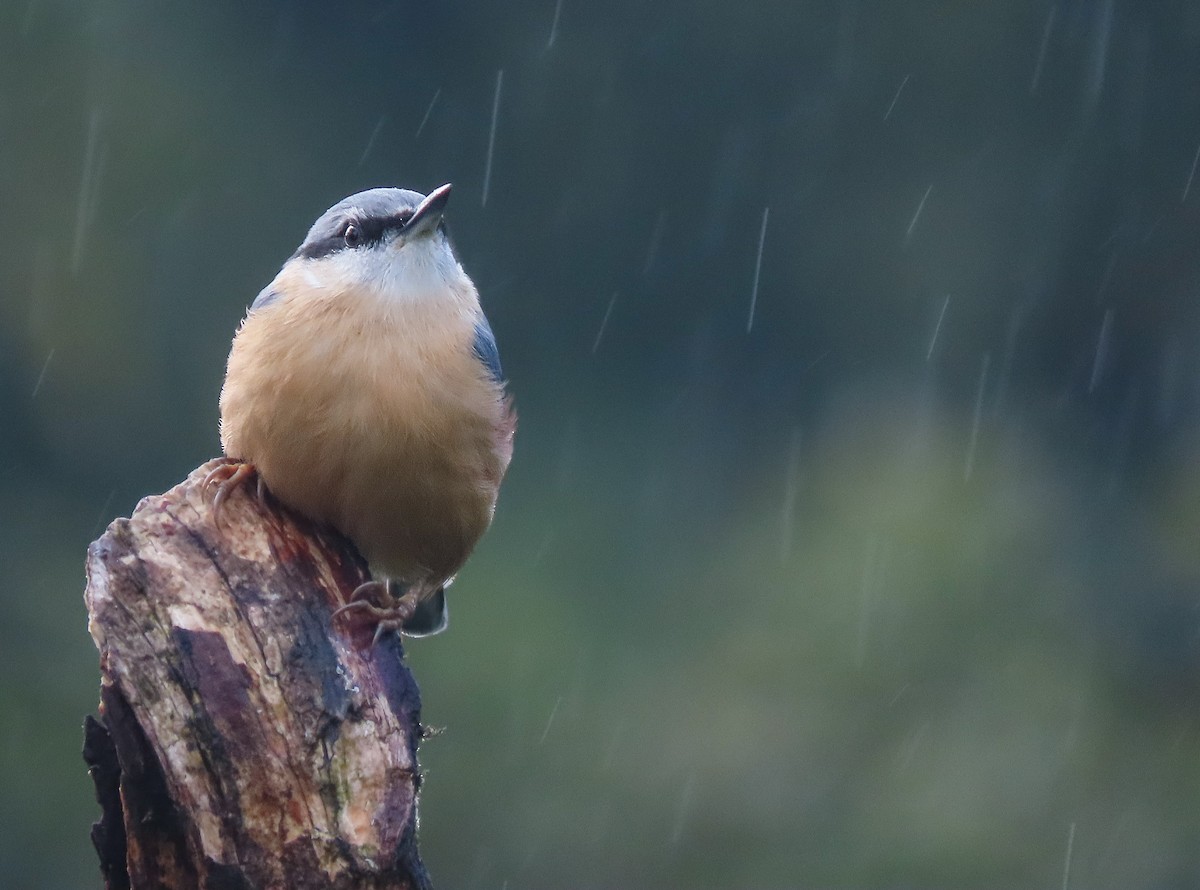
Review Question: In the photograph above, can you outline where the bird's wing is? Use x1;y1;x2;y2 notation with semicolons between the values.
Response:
250;285;280;311
401;586;448;637
472;315;504;383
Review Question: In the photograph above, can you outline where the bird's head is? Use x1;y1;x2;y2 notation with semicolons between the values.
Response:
277;183;467;306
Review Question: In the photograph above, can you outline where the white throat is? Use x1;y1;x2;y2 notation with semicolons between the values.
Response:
302;235;471;312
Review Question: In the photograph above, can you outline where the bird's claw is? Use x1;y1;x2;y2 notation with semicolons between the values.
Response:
203;460;258;528
332;580;418;646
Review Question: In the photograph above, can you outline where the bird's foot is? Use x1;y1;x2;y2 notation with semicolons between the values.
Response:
332;580;420;647
203;459;261;527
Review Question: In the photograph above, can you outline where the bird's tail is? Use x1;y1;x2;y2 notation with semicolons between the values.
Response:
402;586;448;637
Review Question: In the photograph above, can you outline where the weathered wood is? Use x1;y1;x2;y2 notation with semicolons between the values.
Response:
82;459;432;889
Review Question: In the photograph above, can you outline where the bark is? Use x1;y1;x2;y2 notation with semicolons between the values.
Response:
82;459;431;890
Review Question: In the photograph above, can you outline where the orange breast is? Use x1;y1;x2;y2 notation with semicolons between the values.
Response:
219;279;510;583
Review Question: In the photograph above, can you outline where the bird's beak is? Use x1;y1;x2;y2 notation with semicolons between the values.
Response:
402;183;452;239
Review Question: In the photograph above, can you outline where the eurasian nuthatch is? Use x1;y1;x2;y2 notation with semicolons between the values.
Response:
211;184;514;639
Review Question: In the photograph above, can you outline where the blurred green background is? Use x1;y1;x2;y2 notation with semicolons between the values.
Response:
4;1;1200;887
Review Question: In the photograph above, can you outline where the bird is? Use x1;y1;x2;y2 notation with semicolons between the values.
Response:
208;183;514;641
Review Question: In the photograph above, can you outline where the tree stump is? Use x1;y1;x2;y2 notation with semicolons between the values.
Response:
82;459;432;889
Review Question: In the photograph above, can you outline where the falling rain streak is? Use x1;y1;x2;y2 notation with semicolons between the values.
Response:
414;88;441;139
538;695;562;745
591;292;618;354
883;74;910;120
31;349;54;398
926;294;950;361
7;10;1193;886
1182;140;1200;202
546;0;563;49
358;115;386;166
669;774;696;846
905;184;932;241
746;206;769;333
1083;0;1114;114
1089;308;1113;393
1061;822;1076;890
1030;5;1057;94
964;352;991;481
482;70;503;207
72;109;104;273
90;488;118;539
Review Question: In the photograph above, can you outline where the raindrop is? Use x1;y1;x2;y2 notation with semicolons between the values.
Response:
89;487;118;539
669;773;695;846
964;352;991;481
1182;140;1200;203
414;87;441;139
538;695;562;745
1061;821;1076;890
926;294;950;361
904;184;932;242
591;292;618;354
358;115;387;167
546;0;563;49
883;73;910;120
1030;5;1057;95
482;70;504;207
72;108;104;273
31;348;54;398
1088;308;1113;394
746;206;769;333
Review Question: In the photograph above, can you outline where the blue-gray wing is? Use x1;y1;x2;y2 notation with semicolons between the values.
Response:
473;315;504;383
250;285;280;311
402;586;448;637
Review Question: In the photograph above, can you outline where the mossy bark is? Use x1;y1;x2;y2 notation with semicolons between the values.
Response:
82;460;431;889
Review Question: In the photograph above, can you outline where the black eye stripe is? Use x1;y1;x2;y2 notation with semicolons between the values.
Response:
346;214;413;240
293;206;429;260
334;217;389;250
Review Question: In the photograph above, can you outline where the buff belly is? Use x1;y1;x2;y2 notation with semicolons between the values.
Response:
219;293;504;587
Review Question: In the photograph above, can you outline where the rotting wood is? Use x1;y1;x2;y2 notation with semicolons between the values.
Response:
82;459;431;889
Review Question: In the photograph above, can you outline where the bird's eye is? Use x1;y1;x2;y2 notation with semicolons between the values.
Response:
343;224;363;248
